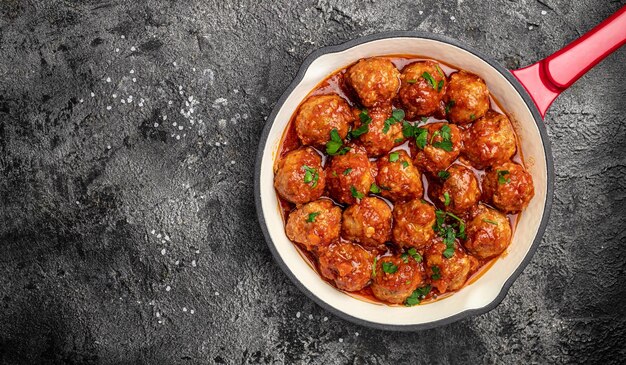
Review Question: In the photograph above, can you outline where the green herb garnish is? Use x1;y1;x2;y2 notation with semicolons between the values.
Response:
401;161;409;168
372;257;377;277
343;168;353;176
431;266;441;280
437;80;444;92
382;262;398;274
482;218;499;226
438;170;450;180
306;212;321;223
407;248;422;262
389;151;400;162
445;100;456;114
349;110;372;138
407;79;417;84
326;128;350;155
415;128;428;149
443;192;451;206
422;71;437;89
370;183;381;194
435;64;444;77
405;285;432;306
431;124;453;152
302;166;319;188
497;170;511;184
350;185;365;199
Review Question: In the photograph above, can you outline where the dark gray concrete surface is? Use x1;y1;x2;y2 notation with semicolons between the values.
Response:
1;0;625;363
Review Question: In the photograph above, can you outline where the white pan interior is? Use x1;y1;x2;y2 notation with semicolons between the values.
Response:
259;38;548;326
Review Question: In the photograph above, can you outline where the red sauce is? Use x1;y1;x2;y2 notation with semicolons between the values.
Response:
275;55;525;306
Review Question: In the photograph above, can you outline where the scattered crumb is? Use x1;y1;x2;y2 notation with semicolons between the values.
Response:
183;307;188;312
450;15;456;21
214;291;219;296
192;260;197;267
161;248;166;255
165;286;171;292
541;10;547;15
296;312;301;318
130;46;136;51
190;309;195;314
106;77;111;83
323;317;328;322
106;105;112;110
339;338;343;343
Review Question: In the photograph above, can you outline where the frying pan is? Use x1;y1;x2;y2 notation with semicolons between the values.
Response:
254;6;626;331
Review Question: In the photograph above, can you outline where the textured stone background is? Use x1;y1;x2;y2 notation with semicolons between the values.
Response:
1;0;625;363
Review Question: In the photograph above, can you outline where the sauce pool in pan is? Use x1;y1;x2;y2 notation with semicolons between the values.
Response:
273;55;535;306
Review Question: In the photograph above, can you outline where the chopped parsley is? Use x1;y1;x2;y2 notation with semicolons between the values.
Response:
433;209;466;259
401;253;409;263
415;128;428;149
392;109;405;121
431;124;453;152
343;168;353;176
431;266;441;280
372;257;377;277
407;79;417;84
422;71;437;89
401;160;409;168
350;185;364;199
382;261;398;274
306;212;321;223
437;80;444;92
326;128;350;155
394;137;404;144
349;110;371;138
497;170;511;184
389;151;400;162
445;100;456;114
436;64;444;76
405;285;432;306
482;218;499;225
302;166;319;188
407;247;422;262
382;108;405;134
443;192;451;206
438;170;450;180
370;183;381;194
470;113;476;121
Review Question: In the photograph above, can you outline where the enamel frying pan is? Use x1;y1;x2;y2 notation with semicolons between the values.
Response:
254;6;626;331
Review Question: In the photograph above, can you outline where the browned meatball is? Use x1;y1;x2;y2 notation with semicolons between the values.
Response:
294;94;355;148
482;162;535;213
371;255;426;304
274;148;325;204
318;242;373;292
354;106;404;157
411;122;462;175
375;150;423;203
346;58;400;107
285;199;342;253
444;71;490;125
392;199;436;250
325;146;375;205
399;61;447;120
341;197;392;251
430;164;480;214
424;241;476;294
462;110;517;169
463;204;512;259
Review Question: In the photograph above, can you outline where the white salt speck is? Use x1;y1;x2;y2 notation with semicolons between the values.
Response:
165;286;171;292
151;230;156;234
173;122;177;126
121;99;126;104
130;46;136;51
308;314;313;320
296;312;301;318
215;142;221;147
157;233;162;238
127;96;132;102
106;77;111;83
450;15;456;20
168;100;173;105
158;320;162;324
130;69;135;74
529;26;534;30
91;92;95;97
419;10;423;15
190;309;195;314
163;115;167;121
79;99;84;103
176;135;180;140
112;93;117;98
230;160;236;165
192;260;197;267
107;145;111;149
164;235;170;241
173;61;177;66
121;35;125;39
161;240;166;244
339;338;343;343
115;48;119;52
242;114;249;119
175;260;180;265
155;312;160;318
178;125;183;130
355;332;359;337
259;96;267;104
132;78;136;82
161;248;166;255
323;317;328;322
188;96;194;102
106;105;112;110
218;119;227;128
214;291;219;296
541;10;547;15
154;122;159;127
183;307;187;312
192;68;196;71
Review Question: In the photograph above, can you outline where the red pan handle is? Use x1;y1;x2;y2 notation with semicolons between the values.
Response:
511;5;626;118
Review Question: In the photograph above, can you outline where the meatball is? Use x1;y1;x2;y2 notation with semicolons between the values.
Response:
399;61;447;120
462;110;517;169
294;94;355;148
375;150;423;202
463;204;512;259
354;105;404;157
285;199;342;253
346;57;400;107
318;242;373;292
341;197;392;251
430;164;480;214
482;162;535;213
371;255;426;304
274;147;326;204
424;241;476;294
444;71;490;124
392;199;436;250
411;122;462;175
325;146;375;205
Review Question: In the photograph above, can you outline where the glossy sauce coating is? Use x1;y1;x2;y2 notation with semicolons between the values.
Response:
274;55;534;306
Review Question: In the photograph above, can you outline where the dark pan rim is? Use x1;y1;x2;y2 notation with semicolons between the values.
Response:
254;31;555;332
